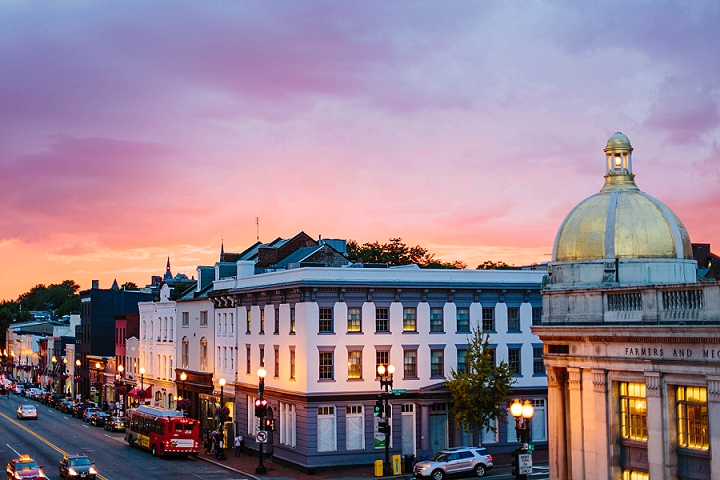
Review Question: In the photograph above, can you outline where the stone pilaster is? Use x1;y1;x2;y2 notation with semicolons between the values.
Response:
547;367;568;480
568;367;585;480
708;376;720;479
644;372;665;480
591;369;610;480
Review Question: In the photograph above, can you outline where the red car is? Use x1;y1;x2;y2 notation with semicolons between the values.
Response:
6;454;46;479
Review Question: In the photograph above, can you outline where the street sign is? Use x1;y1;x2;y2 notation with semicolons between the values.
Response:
256;430;268;444
391;389;407;395
518;453;532;475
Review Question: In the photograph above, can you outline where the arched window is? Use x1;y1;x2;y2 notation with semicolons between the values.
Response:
142;320;146;340
182;337;189;368
200;337;208;370
150;320;154;340
169;317;174;341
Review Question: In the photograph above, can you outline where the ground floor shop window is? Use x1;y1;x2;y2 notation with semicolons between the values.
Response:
677;386;708;450
620;382;647;441
317;406;336;452
346;405;364;450
280;402;296;447
622;470;649;480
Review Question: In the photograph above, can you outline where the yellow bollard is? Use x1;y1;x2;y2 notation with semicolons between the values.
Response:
374;459;384;477
392;454;402;475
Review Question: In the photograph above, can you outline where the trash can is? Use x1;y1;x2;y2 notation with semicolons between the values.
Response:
374;460;383;477
404;454;415;473
392;455;402;475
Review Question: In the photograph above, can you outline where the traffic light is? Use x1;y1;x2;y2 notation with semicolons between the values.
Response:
378;420;390;434
374;395;383;417
264;418;275;431
511;448;519;479
255;397;268;417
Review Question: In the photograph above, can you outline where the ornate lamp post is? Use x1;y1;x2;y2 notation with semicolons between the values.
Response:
50;356;57;392
139;367;145;406
510;399;535;480
255;366;267;474
75;359;82;400
377;363;395;476
179;371;187;405
116;364;124;412
216;377;227;460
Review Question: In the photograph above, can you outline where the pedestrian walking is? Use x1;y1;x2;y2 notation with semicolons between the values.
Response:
204;432;212;455
234;432;244;457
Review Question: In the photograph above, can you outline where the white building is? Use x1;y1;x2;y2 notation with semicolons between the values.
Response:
204;260;546;469
138;284;177;408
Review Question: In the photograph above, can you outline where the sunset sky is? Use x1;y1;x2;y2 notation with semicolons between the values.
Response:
1;1;719;300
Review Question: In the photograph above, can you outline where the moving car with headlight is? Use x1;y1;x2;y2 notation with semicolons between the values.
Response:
413;446;493;479
103;415;126;432
58;454;97;479
6;454;46;479
16;405;38;420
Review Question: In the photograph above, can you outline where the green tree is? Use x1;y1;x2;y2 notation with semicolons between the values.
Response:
16;280;81;316
0;300;32;348
446;327;515;446
347;238;466;269
476;260;514;270
121;282;139;290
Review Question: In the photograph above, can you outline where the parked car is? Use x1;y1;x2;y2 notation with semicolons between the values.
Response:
103;415;126;432
6;454;46;479
89;411;111;427
413;446;494;479
58;399;75;413
72;402;96;419
46;393;64;407
83;408;100;422
17;404;39;420
58;454;97;480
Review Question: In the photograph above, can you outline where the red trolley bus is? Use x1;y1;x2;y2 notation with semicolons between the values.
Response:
125;405;200;456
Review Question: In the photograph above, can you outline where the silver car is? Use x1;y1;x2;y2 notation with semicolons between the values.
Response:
414;446;493;479
17;404;38;419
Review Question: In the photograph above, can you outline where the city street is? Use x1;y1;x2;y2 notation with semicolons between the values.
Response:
0;393;246;479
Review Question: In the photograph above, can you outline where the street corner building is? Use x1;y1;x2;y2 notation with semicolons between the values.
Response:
533;133;720;480
172;233;549;471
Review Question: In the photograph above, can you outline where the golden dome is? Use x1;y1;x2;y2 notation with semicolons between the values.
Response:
553;133;693;262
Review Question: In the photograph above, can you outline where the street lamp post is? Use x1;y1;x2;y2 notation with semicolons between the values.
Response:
139;367;145;406
95;362;104;406
116;364;124;413
255;367;267;475
75;359;82;400
377;364;395;476
510;399;535;480
217;378;227;460
51;356;57;393
179;372;187;410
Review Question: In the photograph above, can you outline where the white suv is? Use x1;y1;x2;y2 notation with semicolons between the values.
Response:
414;446;493;479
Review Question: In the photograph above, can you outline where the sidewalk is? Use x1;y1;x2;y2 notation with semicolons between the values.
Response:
196;447;548;480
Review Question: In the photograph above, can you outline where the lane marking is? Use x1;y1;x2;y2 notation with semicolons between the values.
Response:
0;410;109;480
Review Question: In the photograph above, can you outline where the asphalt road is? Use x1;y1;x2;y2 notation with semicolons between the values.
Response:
0;393;249;479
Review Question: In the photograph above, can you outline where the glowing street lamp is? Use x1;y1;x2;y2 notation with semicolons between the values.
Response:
256;367;267;474
510;399;535;480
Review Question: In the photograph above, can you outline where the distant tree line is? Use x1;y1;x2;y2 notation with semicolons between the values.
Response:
347;237;514;270
0;280;82;348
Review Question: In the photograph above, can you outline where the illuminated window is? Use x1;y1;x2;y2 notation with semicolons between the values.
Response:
622;470;649;480
403;307;417;332
347;308;362;332
677;386;708;450
347;350;362;379
620;382;647;441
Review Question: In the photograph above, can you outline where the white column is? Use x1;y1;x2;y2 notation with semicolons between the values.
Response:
568;367;585;480
592;369;610;480
547;367;568;480
645;372;665;479
708;376;720;479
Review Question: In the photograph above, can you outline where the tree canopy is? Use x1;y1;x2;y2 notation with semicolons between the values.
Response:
16;280;81;317
445;327;515;446
476;260;514;270
347;238;467;269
